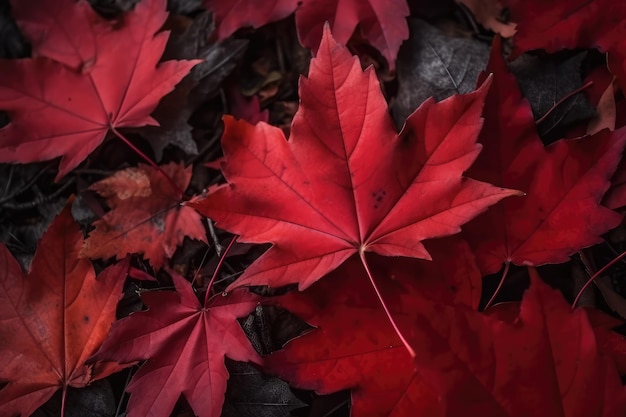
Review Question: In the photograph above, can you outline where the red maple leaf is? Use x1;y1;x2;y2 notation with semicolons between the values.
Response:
463;38;626;275
0;0;199;179
502;0;626;89
409;268;626;417
267;258;626;416
89;273;261;417
203;0;409;70
189;28;520;291
0;202;129;416
264;237;479;417
81;162;207;270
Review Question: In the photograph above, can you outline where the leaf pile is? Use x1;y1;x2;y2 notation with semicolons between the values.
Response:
2;1;626;417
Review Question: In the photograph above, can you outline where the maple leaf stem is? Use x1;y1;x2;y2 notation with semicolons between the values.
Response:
358;250;416;358
572;249;626;308
110;128;186;197
535;80;594;125
484;262;510;310
205;235;238;305
61;384;67;417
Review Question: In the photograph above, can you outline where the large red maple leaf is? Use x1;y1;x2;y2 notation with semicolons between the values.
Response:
189;28;520;291
0;0;199;179
267;259;626;416
0;202;129;416
81;162;207;270
463;38;626;275
204;0;409;70
89;273;261;417
264;237;479;417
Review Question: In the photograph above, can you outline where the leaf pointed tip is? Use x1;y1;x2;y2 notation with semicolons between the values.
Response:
321;21;333;41
318;21;340;54
477;72;494;95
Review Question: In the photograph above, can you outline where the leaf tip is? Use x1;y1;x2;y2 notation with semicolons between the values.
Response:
477;72;494;95
318;21;338;53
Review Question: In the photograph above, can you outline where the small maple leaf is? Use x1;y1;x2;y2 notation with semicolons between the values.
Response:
0;202;129;417
189;28;520;290
81;162;207;270
0;0;200;180
204;0;410;70
463;38;626;275
89;273;261;417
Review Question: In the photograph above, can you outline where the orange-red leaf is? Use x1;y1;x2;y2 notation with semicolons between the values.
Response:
189;28;520;290
82;162;207;270
0;0;199;179
0;202;129;416
90;274;261;417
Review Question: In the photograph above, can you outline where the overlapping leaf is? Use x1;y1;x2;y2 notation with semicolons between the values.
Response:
82;162;207;270
90;274;261;417
189;28;520;290
0;203;129;416
138;12;248;160
410;269;626;417
503;0;626;89
205;0;299;39
267;250;625;416
463;38;626;275
204;0;409;70
264;236;479;417
0;0;199;179
456;0;517;37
